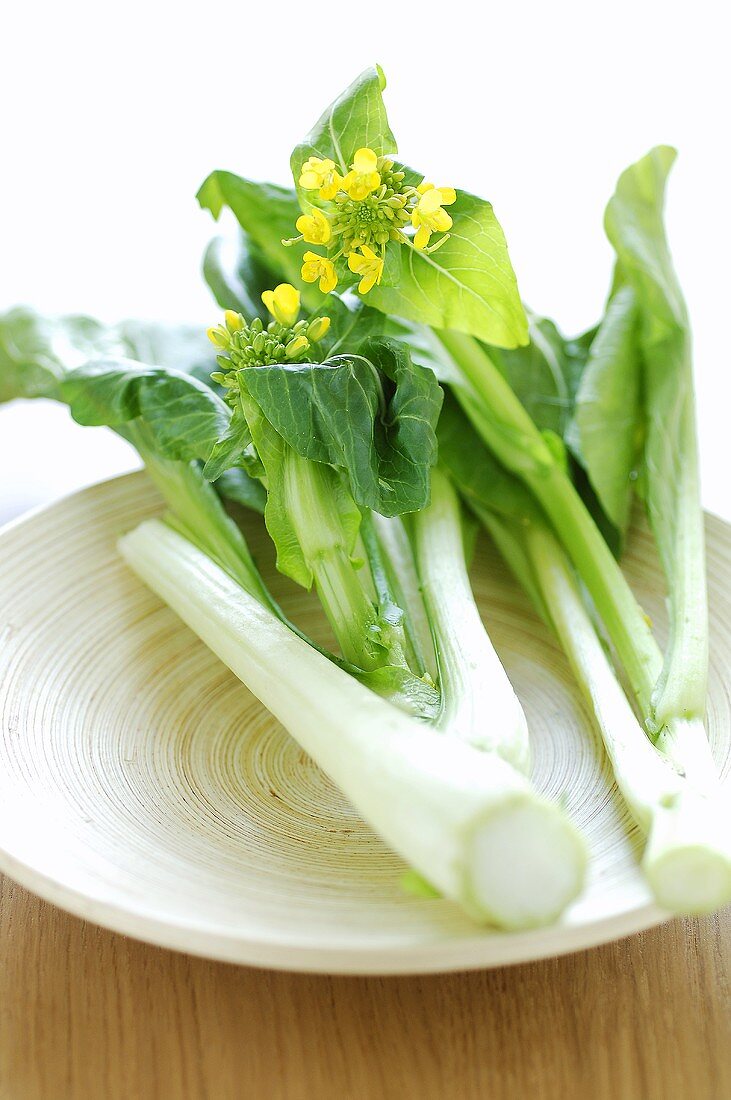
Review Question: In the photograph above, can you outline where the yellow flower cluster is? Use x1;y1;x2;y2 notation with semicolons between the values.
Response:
207;284;331;380
287;148;456;297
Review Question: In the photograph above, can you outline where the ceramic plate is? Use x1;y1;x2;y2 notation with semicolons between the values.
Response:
0;473;729;973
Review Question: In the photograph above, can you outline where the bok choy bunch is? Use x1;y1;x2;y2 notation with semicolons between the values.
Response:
198;65;730;914
0;291;586;930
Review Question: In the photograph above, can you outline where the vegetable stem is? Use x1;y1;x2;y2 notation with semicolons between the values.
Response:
359;511;430;678
282;447;388;671
437;329;662;723
119;519;587;929
412;469;530;772
649;391;708;726
523;520;731;914
125;425;274;609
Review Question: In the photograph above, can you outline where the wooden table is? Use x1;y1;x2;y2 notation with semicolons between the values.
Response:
1;878;728;1099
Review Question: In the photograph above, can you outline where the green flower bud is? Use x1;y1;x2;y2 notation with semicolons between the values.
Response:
285;335;310;359
207;325;230;349
306;316;331;343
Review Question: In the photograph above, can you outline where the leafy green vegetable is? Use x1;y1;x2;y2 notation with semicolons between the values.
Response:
604;146;706;728
437;392;540;526
8;66;726;925
121;517;587;930
366;190;529;349
0;307;214;404
200;283;579;894
212;467;266;515
487;314;588;438
202;231;279;319
282;66;529;346
311;293;386;359
196;174;312;303
62;359;230;464
567;284;642;536
0;305;269;596
290;65;396;205
241;339;442;517
441;384;731;918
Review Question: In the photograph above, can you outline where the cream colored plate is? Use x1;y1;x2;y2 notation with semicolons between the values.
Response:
0;473;729;973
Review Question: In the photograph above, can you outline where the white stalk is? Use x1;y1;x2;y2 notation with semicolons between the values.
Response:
526;522;731;915
120;519;587;930
412;469;531;773
370;512;439;682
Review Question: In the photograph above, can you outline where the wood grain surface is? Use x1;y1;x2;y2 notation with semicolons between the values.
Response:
0;880;728;1100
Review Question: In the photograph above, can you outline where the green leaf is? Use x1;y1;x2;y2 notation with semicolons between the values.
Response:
437;391;540;525
241;339;443;517
367;189;529;349
115;321;215;379
237;385;362;589
603;146;695;585
290;65;397;197
567;285;642;536
0;306;215;404
196;173;318;305
605;146;687;338
202;402;253;481
437;393;551;619
385;316;461;384
61;359;230;464
313;292;386;358
486;314;587;436
0;309;126;402
212;467;266;515
603;145;705;721
202;231;279;320
289;70;527;347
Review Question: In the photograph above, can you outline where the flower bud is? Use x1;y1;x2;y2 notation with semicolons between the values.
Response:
306;316;331;343
285;335;310;359
224;310;244;334
207;325;230;349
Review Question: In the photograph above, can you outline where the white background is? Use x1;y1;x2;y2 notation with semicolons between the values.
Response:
1;0;729;522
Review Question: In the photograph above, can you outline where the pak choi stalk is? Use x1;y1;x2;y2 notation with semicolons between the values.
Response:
438;396;731;913
411;469;530;772
120;519;587;929
523;522;731;914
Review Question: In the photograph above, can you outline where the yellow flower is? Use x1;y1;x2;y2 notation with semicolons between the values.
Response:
301;252;338;294
347;245;384;294
261;283;301;326
411;186;457;250
299;157;343;200
342;148;381;201
296;208;332;246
